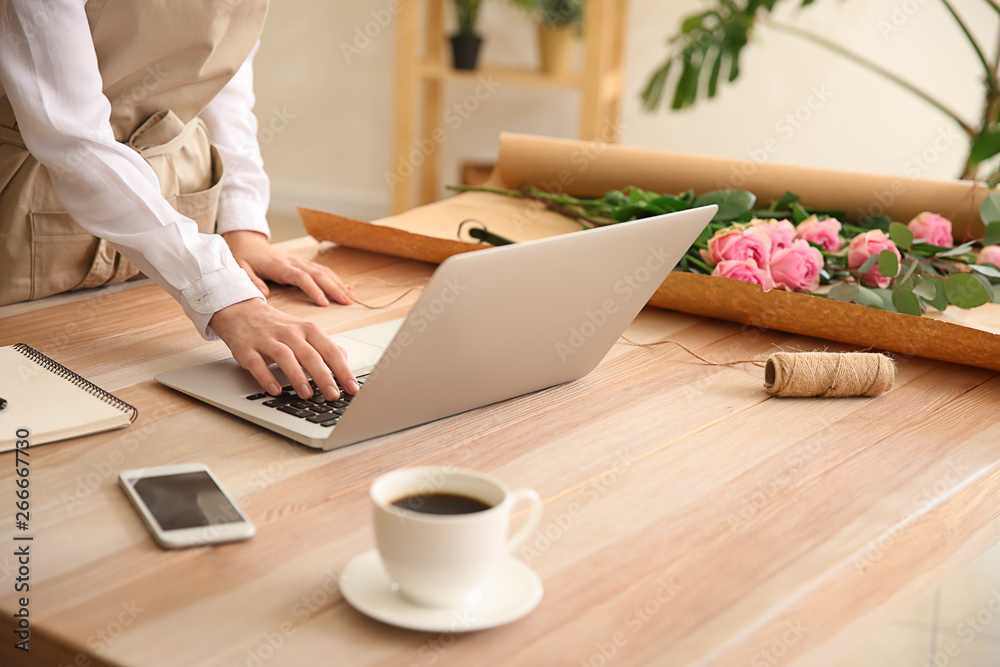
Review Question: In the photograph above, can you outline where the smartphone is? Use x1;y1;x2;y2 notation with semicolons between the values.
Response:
119;463;255;549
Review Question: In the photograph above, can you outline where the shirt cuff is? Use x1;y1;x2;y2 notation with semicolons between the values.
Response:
180;264;265;340
215;195;272;239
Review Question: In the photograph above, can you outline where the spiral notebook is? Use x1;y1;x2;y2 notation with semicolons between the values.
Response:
0;344;138;450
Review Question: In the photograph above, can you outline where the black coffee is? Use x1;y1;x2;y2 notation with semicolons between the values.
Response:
391;492;493;515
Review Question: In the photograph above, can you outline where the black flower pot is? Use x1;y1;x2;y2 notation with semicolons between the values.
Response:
450;33;483;71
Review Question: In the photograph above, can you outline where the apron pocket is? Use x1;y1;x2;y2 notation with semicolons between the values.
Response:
168;143;223;234
29;212;101;299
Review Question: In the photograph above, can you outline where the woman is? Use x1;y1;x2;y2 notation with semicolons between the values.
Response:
0;0;358;401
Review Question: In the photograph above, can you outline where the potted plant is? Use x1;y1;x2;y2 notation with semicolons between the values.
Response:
451;0;485;70
508;0;584;76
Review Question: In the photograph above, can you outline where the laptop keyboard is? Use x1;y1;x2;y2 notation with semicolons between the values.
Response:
245;376;367;428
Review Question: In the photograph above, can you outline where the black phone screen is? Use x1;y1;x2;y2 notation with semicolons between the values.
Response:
132;471;244;531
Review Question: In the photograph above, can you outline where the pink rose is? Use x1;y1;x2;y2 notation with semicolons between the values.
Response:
795;215;844;251
748;218;797;252
978;245;1000;266
848;231;901;288
712;259;775;291
908;212;954;247
769;239;824;292
700;226;771;267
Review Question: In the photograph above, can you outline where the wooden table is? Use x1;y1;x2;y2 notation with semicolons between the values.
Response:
1;237;999;667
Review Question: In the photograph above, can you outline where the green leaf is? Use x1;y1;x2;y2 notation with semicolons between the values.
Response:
926;276;949;310
892;287;923;316
971;263;1000;278
628;188;656;204
888;222;913;252
981;194;1000;226
680;12;708;33
935;241;976;258
612;205;645;222
969;128;1000;166
790;202;809;224
870;288;896;311
858;215;892;232
694;189;757;222
945;273;992;309
877;250;899;279
671;49;705;110
640;61;672;111
706;47;723;98
828;284;860;302
648;195;687;212
856;286;887;309
983;221;1000;246
772;191;800;211
913;277;937;300
858;254;879;275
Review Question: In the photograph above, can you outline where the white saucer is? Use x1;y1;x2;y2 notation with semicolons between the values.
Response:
339;550;543;632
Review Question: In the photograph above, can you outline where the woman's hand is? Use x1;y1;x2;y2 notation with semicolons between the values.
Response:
223;230;352;306
208;298;359;400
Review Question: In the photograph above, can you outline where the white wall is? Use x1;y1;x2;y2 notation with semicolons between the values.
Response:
254;0;993;222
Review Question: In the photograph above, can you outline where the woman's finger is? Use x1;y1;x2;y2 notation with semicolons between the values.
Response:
307;327;358;395
238;259;270;297
235;349;281;396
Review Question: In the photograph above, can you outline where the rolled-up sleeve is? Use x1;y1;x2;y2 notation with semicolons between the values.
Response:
0;0;264;338
199;42;272;239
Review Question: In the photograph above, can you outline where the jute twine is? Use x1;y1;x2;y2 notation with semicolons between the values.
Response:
342;282;896;398
763;351;894;397
622;338;895;398
346;277;425;310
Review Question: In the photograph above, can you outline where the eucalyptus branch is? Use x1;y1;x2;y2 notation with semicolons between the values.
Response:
940;0;996;92
517;187;608;227
446;184;523;197
765;18;977;138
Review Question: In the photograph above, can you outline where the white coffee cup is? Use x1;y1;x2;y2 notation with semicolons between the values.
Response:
371;466;543;608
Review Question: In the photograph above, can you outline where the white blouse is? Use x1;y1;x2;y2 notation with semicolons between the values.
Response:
0;0;269;338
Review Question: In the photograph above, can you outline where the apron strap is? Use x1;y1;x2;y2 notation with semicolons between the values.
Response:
0;125;26;149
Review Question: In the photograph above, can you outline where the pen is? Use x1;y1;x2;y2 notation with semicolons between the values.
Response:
0;397;6;410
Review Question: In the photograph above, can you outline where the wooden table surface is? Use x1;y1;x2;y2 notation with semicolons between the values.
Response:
1;237;999;667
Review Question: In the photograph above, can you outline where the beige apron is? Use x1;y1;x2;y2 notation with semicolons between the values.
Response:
0;0;268;304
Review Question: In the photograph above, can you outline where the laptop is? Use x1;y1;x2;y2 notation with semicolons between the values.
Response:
155;205;717;450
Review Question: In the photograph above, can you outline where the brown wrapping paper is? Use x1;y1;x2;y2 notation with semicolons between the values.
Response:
301;133;1000;371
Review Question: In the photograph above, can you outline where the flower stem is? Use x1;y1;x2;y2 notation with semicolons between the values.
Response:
685;254;713;273
940;0;996;92
446;184;525;197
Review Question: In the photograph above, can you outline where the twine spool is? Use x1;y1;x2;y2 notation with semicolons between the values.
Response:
763;352;894;397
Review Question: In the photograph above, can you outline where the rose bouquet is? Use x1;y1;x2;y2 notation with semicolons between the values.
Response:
448;183;1000;316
